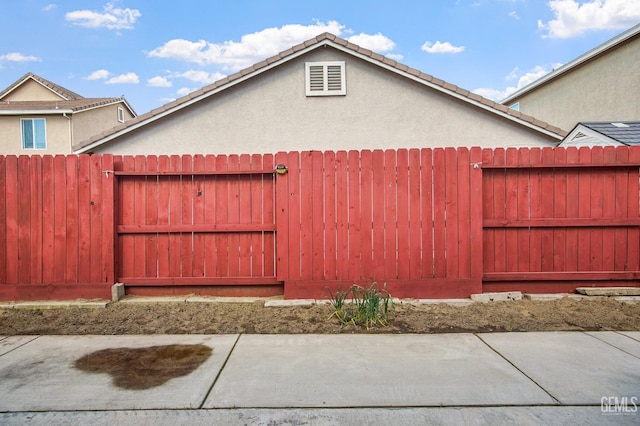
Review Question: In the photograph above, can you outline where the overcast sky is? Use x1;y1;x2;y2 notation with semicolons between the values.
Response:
1;0;638;114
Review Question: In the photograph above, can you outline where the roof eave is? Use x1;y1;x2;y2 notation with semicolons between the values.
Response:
0;109;74;115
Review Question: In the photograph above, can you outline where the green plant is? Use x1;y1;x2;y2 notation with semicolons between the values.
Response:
326;283;394;329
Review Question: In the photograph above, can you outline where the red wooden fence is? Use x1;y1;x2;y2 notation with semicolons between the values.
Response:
274;149;484;298
482;146;640;293
0;147;638;301
0;155;115;300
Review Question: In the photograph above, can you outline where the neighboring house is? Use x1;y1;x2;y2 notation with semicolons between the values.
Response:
76;33;565;155
560;121;640;147
0;73;136;155
502;23;640;133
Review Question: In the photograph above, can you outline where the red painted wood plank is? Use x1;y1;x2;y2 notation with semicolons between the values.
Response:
432;148;446;278
396;149;410;279
359;150;373;280
29;156;43;284
227;155;241;277
202;155;218;277
348;150;362;280
323;151;337;280
120;277;281;286
89;155;104;284
311;151;325;280
144;156;159;278
286;152;301;280
274;152;290;281
539;148;555;272
335;151;349;280
484;271;640;281
384;149;397;279
481;152;495;275
564;148;579;272
576;148;592;271
552;148;567;272
0;156;6;284
601;147;617;271
590;147;604;271
156;156;171;278
456;147;471;279
483;218;640;227
238;155;253;277
504;149;518;273
132;156;147;278
299;152;314;281
53;156;67;283
613;147;630;271
168;155;183;278
249;154;263;278
516;149;530;273
490;149;507;274
179;156;194;278
371;150;386;279
421;149;434;278
469;147;483;282
526;148;542;273
5;156;19;284
17;156;32;284
262;154;276;278
41;156;55;284
77;156;92;283
408;149;421;279
444;148;459;278
101;154;115;285
64;156;79;283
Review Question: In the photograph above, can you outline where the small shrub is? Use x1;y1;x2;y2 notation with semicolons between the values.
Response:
326;283;393;329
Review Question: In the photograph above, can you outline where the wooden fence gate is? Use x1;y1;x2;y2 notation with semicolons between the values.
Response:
114;155;280;296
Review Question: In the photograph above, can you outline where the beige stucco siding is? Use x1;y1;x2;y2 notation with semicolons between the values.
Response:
3;82;64;102
0;115;71;155
509;38;640;131
72;103;133;144
95;49;557;155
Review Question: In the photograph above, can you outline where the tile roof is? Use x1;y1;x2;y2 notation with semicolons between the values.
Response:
75;32;567;152
582;121;640;146
0;98;128;113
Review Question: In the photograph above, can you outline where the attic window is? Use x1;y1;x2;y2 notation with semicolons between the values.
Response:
509;102;520;111
305;61;346;96
117;107;125;123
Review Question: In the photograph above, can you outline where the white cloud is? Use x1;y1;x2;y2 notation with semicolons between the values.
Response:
147;76;172;87
473;64;561;101
148;21;400;71
421;40;465;54
105;72;139;84
66;2;141;30
346;32;395;52
176;87;192;96
85;69;110;80
385;53;405;61
509;11;520;20
538;0;640;39
0;52;41;62
171;70;226;85
43;4;56;12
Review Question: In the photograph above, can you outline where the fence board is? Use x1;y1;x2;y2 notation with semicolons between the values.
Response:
17;156;31;283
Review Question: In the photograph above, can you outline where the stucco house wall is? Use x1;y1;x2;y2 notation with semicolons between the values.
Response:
2;81;62;102
504;29;640;132
72;104;134;145
0;114;71;155
93;48;557;155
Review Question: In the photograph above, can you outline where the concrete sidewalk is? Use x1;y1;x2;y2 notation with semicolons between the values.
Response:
1;332;639;425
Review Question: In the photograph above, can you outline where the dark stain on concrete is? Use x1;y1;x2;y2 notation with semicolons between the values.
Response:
75;344;212;390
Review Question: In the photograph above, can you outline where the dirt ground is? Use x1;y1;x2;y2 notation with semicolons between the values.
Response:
1;296;639;335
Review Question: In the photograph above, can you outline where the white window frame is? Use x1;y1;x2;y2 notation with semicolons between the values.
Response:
305;61;346;96
117;107;125;123
21;118;47;150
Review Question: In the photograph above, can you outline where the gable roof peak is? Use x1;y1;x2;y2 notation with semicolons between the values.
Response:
0;72;85;101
